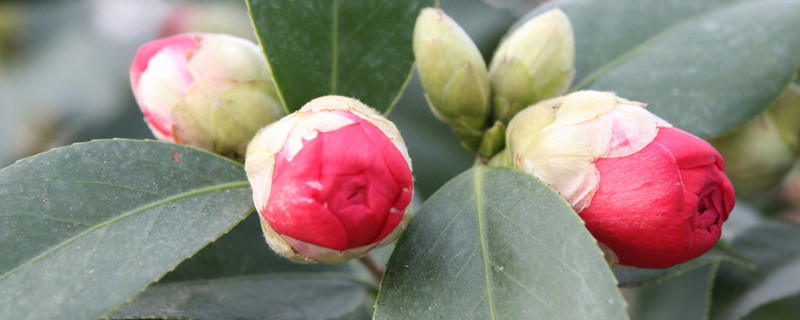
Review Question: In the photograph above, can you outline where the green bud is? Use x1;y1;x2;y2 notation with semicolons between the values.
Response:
487;147;512;168
710;83;800;195
413;8;491;151
488;8;575;124
172;79;285;161
477;121;506;159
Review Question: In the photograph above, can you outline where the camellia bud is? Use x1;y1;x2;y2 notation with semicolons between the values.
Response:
488;8;575;124
244;96;414;264
709;83;800;195
130;33;284;160
413;8;491;152
506;91;735;268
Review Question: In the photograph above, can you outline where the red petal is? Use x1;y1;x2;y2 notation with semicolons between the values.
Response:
264;112;412;251
582;127;735;268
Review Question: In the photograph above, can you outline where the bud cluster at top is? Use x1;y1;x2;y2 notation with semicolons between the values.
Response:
413;7;575;158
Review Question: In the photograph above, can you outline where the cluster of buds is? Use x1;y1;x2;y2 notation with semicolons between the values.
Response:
245;96;414;264
502;91;736;268
130;33;284;160
415;7;738;269
413;7;574;158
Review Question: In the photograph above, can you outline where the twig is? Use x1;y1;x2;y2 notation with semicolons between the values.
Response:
359;253;385;285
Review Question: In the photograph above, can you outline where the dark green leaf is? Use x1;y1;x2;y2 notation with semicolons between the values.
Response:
630;263;719;320
110;274;370;320
741;295;800;320
247;0;435;113
614;243;756;288
110;213;369;320
374;167;628;319
159;212;352;283
711;222;800;320
527;0;800;137
0;140;252;320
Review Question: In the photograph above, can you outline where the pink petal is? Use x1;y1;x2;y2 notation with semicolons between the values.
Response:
264;112;412;251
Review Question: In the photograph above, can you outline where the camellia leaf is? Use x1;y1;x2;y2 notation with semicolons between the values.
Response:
630;263;720;320
374;166;628;319
0;140;253;320
109;213;369;320
524;0;800;137
110;275;371;320
110;276;370;320
614;243;756;288
247;0;435;113
711;222;800;320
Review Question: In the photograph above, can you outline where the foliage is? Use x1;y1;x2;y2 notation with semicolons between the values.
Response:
1;0;799;319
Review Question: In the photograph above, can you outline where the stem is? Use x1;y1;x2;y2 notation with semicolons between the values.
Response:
359;253;385;285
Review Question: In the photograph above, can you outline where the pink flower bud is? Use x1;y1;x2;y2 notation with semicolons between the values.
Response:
506;91;735;268
245;96;414;264
130;33;284;159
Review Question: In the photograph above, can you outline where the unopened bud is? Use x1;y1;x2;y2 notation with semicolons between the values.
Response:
413;8;491;151
130;33;284;160
477;121;506;159
507;91;735;268
710;84;800;195
245;96;414;264
488;9;575;123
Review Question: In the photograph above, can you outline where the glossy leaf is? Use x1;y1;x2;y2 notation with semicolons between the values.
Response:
741;295;800;320
158;213;352;283
614;243;756;288
247;0;435;113
711;222;800;320
525;0;800;137
630;263;720;320
374;166;628;319
109;213;368;319
0;140;252;320
110;275;370;320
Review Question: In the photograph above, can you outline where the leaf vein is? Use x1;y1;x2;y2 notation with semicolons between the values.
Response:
0;181;250;281
473;167;496;319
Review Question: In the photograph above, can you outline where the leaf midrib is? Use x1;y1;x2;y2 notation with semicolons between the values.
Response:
573;0;752;90
0;180;251;281
473;167;496;319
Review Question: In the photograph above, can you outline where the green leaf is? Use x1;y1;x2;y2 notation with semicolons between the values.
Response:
0;140;252;320
741;295;800;320
247;0;435;113
108;213;368;319
630;263;720;320
614;243;756;288
110;274;371;320
158;212;352;283
711;222;800;320
527;0;800;137
374;166;628;319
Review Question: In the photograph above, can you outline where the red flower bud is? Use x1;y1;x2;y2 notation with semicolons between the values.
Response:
245;96;414;264
506;91;735;268
582;127;735;268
